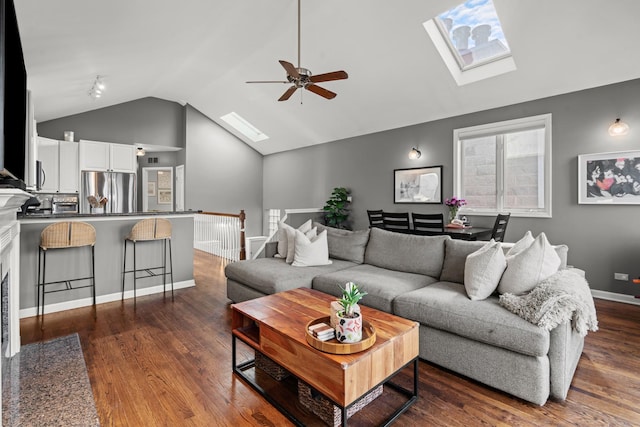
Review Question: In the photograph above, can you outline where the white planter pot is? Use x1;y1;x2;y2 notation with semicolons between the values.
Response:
335;312;363;343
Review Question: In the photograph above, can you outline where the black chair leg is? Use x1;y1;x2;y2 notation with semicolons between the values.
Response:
133;241;137;300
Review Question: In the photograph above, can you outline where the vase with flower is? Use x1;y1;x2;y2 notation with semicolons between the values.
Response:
445;197;466;223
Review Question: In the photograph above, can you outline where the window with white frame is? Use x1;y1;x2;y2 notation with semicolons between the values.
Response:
453;114;552;217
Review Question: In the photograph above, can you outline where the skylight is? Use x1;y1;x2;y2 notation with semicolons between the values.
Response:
220;112;268;143
423;0;516;85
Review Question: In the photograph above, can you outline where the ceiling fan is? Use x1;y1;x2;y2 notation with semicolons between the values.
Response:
246;0;348;102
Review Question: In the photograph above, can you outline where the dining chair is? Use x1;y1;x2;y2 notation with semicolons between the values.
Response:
411;213;444;231
382;212;410;231
366;210;384;228
490;213;511;242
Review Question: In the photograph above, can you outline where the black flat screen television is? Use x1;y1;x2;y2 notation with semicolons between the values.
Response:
1;0;28;186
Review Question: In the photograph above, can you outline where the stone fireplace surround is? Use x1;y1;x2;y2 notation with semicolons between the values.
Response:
0;189;32;420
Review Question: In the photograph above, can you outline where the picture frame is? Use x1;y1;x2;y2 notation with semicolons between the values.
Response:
394;165;443;204
157;170;172;189
578;150;640;204
158;189;172;205
147;181;156;197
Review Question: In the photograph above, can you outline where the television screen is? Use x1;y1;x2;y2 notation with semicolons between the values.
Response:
1;0;28;184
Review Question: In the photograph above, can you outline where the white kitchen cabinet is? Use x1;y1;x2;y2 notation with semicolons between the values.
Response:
36;137;59;192
79;140;136;173
79;140;110;171
109;144;136;172
58;140;79;192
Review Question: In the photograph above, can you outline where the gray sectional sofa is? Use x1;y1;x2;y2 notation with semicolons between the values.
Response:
225;224;585;405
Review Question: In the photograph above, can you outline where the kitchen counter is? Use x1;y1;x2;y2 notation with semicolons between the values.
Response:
19;209;200;222
19;211;197;317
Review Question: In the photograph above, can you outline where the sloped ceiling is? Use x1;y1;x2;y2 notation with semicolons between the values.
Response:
14;0;640;155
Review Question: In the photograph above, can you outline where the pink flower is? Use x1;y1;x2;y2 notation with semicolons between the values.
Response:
445;197;466;208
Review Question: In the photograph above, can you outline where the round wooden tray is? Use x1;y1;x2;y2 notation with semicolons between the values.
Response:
305;316;376;354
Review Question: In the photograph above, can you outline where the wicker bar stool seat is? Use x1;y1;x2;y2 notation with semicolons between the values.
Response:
37;221;96;316
122;218;173;300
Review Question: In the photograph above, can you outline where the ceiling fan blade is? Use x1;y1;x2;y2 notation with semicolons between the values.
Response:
309;70;348;83
305;84;337;100
279;60;300;78
278;86;298;101
246;80;289;84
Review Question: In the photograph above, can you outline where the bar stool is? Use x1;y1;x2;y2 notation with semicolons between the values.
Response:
122;218;173;300
37;222;96;316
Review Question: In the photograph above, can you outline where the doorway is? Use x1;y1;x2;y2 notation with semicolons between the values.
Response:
142;167;173;212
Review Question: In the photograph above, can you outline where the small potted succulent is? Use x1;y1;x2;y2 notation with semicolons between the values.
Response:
335;282;367;343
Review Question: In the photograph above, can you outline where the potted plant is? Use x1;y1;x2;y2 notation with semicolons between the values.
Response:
323;187;351;230
335;282;367;343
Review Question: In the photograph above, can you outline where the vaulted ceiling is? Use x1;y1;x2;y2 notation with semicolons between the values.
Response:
14;0;640;155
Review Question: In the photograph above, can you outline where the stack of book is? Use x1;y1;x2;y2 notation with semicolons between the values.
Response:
308;322;335;342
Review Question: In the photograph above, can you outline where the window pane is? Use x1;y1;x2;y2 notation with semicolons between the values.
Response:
504;129;545;210
436;0;511;69
461;135;497;209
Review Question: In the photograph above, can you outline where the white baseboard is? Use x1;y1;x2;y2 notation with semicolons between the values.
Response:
592;289;640;306
19;280;196;318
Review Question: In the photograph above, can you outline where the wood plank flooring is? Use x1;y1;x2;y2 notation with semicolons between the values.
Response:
19;250;640;426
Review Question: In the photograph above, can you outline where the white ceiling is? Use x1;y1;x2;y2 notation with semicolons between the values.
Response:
14;0;640;155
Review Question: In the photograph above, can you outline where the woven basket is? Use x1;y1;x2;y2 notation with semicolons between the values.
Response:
298;380;383;427
254;352;290;381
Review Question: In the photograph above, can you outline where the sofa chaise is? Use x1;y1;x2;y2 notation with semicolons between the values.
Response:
225;223;591;405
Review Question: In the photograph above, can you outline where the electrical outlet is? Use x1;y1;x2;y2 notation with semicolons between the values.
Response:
614;273;629;281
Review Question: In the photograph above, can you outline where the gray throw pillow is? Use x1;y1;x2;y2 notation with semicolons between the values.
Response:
314;223;370;264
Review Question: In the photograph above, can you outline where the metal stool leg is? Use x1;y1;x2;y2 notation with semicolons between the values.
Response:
91;245;96;306
168;239;174;299
37;248;42;316
133;241;137;300
122;239;127;300
162;239;166;294
41;250;47;316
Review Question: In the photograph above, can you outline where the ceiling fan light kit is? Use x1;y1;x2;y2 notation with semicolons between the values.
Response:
247;0;348;102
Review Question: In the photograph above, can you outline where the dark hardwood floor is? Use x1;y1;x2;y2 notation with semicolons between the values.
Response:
20;250;640;426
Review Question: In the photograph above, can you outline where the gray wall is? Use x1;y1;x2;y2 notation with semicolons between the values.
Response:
37;97;184;148
37;98;264;235
185;105;263;236
264;78;640;296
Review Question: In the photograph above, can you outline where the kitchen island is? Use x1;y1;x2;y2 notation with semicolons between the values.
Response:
19;211;197;317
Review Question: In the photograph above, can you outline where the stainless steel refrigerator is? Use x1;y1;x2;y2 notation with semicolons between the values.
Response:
80;171;137;213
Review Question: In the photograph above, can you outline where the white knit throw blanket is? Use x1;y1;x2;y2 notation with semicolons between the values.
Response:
499;269;599;336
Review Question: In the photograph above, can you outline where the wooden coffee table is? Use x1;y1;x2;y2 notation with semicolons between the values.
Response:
231;287;419;426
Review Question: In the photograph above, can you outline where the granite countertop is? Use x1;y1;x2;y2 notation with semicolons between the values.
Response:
18;210;201;220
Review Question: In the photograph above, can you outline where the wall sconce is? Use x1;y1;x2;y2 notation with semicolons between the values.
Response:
408;147;421;159
88;75;106;99
136;147;146;157
608;118;629;136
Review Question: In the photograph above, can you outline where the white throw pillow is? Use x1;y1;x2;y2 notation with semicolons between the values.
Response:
506;230;534;257
292;229;332;267
286;222;315;263
498;232;561;295
274;219;313;261
464;239;507;301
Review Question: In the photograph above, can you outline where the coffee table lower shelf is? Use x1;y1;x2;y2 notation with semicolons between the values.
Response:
232;334;418;427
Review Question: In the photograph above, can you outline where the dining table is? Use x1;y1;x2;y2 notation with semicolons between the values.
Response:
390;226;493;241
